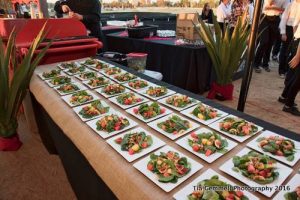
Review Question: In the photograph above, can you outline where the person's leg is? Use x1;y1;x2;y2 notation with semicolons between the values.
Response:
280;68;296;99
253;16;269;73
272;37;281;59
278;26;294;76
283;66;300;115
262;17;280;72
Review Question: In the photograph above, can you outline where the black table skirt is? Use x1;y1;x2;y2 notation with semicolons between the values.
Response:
31;58;300;200
107;33;214;94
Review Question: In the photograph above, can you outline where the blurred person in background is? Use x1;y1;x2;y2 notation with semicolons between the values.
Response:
216;0;232;31
54;0;63;18
229;0;246;30
246;0;254;25
253;0;289;73
54;0;105;49
278;0;300;78
20;2;30;18
279;24;300;116
201;3;214;24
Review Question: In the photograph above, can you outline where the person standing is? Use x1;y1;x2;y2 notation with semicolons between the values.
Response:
229;0;246;29
20;2;30;18
278;0;300;78
253;0;289;73
54;0;104;45
246;0;254;25
201;3;214;24
216;0;232;31
280;24;300;116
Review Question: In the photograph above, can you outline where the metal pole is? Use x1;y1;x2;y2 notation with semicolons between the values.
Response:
237;0;264;111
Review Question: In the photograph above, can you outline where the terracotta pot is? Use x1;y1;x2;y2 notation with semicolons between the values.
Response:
207;82;234;100
0;134;22;151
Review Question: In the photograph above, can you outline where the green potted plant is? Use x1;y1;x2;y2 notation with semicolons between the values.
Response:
195;14;250;100
0;25;50;151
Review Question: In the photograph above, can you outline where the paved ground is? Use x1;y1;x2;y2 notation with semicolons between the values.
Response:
213;61;300;134
0;60;299;200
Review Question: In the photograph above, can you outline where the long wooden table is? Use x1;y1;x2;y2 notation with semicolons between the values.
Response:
29;58;300;200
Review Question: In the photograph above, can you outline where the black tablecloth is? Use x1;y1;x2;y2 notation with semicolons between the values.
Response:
31;58;300;200
106;32;213;94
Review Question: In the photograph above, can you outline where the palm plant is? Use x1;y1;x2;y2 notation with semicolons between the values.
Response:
0;24;51;150
195;14;250;99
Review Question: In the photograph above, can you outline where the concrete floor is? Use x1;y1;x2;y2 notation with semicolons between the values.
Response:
0;62;299;200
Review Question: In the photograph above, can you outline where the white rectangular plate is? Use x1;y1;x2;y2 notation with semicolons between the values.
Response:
95;85;130;98
100;67;125;77
124;78;158;92
63;65;89;76
139;87;176;101
157;94;199;111
73;70;98;81
247;130;300;167
45;75;73;88
83;60;115;71
273;174;300;200
82;76;112;89
53;82;87;96
57;61;80;70
219;148;293;197
106;127;166;162
126;101;173;123
208;114;264;142
86;111;138;139
108;92;149;109
176;127;237;163
180;103;229;125
133;145;203;192
61;90;100;107
147;114;200;140
173;168;259;200
110;72;138;84
37;70;65;80
72;100;111;122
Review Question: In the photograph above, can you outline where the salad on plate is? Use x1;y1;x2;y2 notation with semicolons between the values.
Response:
188;175;249;200
96;114;130;133
57;83;80;94
116;93;143;105
84;59;109;70
219;117;258;136
146;86;168;97
65;65;86;75
192;103;220;121
133;102;166;120
128;79;149;90
114;72;137;82
42;69;62;79
147;151;191;183
257;135;296;161
157;115;191;135
78;71;97;80
232;151;279;184
102;84;125;95
165;95;195;108
59;62;78;69
114;131;153;155
86;77;110;88
78;100;109;119
49;76;71;86
188;131;228;156
103;67;122;75
69;91;94;106
284;186;300;200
